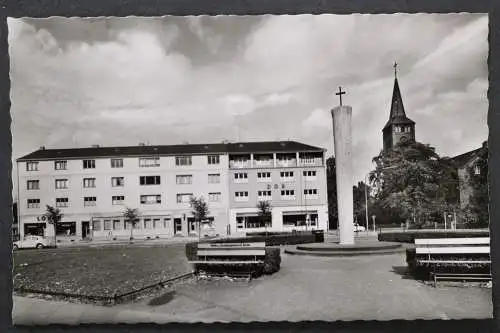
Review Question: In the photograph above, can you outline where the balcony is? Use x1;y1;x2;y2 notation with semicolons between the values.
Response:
253;159;274;168
230;160;250;169
276;159;297;168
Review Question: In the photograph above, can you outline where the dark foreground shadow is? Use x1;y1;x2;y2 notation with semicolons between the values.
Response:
391;265;416;280
147;290;176;306
12;319;497;332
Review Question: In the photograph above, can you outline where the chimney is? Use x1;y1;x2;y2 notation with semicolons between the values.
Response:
39;146;45;150
138;142;145;146
91;144;100;148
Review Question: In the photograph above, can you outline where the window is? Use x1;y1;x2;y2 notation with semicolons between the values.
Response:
176;175;193;185
56;197;69;208
139;157;160;167
139;176;161;185
112;177;124;187
209;192;221;202
27;199;40;209
92;220;101;231
304;189;319;199
235;191;249;202
257;172;271;182
207;155;220;165
26;162;39;171
280;171;294;181
84;197;97;206
208;173;220;184
281;190;295;199
83;178;96;188
112;196;125;205
175;156;192;166
140;195;161;204
163;218;171;229
55;179;68;189
176;193;193;203
111;158;123;168
113;219;122;230
144;219;153;229
153;218;161;229
303;170;317;177
257;190;272;200
55;161;67;170
83;159;96;169
234;173;248;183
27;180;40;190
474;165;481;175
104;220;112;231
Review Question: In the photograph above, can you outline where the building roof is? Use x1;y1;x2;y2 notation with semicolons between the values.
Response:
17;140;326;161
450;146;483;168
383;77;415;131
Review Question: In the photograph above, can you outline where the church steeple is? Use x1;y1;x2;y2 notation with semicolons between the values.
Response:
382;62;416;152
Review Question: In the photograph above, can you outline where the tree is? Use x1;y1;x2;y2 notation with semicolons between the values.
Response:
326;156;338;230
463;142;488;228
371;140;458;228
190;196;209;240
44;205;63;247
257;200;272;235
123;207;140;242
353;181;367;227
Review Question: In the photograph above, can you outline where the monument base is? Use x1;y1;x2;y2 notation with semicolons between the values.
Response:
284;240;404;257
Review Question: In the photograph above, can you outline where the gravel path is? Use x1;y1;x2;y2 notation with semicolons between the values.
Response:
118;250;492;322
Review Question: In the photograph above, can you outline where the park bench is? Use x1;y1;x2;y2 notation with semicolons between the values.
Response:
188;242;266;279
414;237;491;287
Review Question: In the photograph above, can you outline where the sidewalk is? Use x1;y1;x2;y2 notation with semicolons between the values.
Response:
53;236;200;248
12;295;196;325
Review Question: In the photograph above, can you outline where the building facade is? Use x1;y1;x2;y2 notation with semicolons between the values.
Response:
16;141;328;242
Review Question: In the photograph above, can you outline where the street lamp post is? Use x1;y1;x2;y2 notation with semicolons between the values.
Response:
364;173;370;233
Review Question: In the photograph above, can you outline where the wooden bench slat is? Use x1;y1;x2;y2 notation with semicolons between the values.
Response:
188;260;264;264
415;247;490;254
198;242;266;249
417;260;491;264
415;238;490;245
197;250;266;256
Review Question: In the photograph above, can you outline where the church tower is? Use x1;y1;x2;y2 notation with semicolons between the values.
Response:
382;63;416;152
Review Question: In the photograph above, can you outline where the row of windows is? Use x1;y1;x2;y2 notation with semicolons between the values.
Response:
26;192;224;209
25;155;222;171
25;189;319;208
25;170;319;190
25;173;222;190
91;218;170;231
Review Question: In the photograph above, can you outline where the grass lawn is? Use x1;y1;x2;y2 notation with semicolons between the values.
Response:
13;243;192;300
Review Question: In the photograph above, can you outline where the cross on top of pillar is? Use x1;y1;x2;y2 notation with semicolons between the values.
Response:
335;86;346;106
393;62;398;78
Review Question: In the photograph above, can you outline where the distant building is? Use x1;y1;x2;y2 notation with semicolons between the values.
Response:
450;142;487;209
16;140;328;243
382;67;416;152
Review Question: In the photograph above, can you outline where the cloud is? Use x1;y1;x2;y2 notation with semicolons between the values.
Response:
9;14;488;193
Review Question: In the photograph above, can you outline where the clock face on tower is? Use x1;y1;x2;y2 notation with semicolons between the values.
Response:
399;136;408;143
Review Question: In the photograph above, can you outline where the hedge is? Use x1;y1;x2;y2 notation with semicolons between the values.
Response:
379;231;489;244
184;242;281;277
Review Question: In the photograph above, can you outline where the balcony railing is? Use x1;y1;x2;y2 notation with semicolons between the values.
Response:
276;160;297;167
253;160;273;167
230;161;250;168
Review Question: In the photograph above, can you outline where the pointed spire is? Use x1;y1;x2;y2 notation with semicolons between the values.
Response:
389;63;406;119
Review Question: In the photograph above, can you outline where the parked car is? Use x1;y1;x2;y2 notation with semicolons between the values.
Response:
13;235;51;250
354;224;366;232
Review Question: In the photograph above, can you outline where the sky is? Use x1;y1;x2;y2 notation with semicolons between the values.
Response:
8;14;488;195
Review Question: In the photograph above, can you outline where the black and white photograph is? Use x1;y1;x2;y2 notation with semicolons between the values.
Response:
8;13;491;324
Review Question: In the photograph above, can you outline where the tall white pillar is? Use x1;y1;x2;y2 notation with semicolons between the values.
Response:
331;105;354;245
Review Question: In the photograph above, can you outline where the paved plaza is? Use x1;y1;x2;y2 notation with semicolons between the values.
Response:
13;247;492;325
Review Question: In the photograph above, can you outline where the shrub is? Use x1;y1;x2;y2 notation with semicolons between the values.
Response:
263;247;281;275
379;231;489;243
185;242;198;261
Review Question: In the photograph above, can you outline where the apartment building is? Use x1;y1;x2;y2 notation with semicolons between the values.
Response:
16;141;328;242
